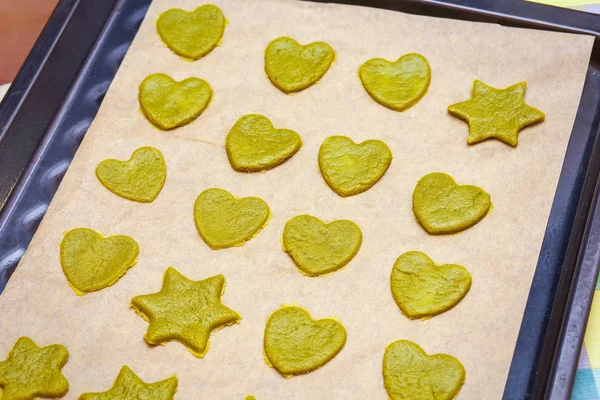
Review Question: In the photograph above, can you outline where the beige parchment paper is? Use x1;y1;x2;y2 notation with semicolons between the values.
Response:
0;0;594;398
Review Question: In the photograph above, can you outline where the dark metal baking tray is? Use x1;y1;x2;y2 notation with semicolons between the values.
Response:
0;0;598;398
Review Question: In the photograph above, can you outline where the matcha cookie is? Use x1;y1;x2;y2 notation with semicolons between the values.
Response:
264;306;346;377
391;251;471;319
0;337;69;400
383;340;465;400
265;37;334;93
96;146;166;203
157;5;225;60
319;135;392;197
194;188;270;249
413;172;491;234
60;228;139;295
79;366;177;400
139;73;212;130
283;214;362;276
131;268;241;358
448;80;545;147
226;114;302;172
359;53;431;111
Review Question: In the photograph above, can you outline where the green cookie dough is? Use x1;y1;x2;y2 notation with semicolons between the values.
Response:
359;53;431;111
413;172;491;235
264;306;346;377
0;337;69;400
391;251;471;319
79;366;177;400
265;36;335;93
319;135;392;197
96;146;166;203
448;80;545;147
283;214;362;276
157;5;225;60
60;228;139;295
245;397;256;400
226;114;302;172
194;188;271;249
383;340;465;400
131;268;241;358
139;73;212;130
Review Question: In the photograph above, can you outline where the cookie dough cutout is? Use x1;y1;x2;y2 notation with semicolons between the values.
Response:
157;5;225;60
319;135;392;197
264;306;346;377
194;188;270;249
96;146;166;203
413;172;491;235
448;80;545;147
131;268;241;358
283;214;362;276
226;114;302;172
359;53;431;111
0;336;69;400
79;366;177;400
139;73;212;130
60;228;139;295
391;251;471;319
265;37;335;93
383;340;465;400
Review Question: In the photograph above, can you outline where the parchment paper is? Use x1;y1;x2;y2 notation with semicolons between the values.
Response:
0;0;593;398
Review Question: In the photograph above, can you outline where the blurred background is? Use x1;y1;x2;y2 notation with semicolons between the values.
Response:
0;0;59;98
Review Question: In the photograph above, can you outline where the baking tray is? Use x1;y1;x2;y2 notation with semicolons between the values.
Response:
0;0;598;398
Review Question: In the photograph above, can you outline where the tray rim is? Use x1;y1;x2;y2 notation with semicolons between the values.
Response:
0;0;599;399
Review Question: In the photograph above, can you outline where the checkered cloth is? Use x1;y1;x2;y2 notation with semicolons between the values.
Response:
573;278;600;399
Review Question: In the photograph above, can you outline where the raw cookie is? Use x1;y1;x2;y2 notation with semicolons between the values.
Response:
383;340;465;400
245;397;256;400
282;214;362;276
157;5;225;60
265;37;334;93
194;188;270;249
264;306;346;377
0;337;69;400
79;366;177;400
226;114;302;172
448;80;545;147
359;53;431;111
60;228;139;295
131;267;241;358
413;172;491;234
139;73;212;130
95;146;166;203
390;251;471;319
319;135;392;197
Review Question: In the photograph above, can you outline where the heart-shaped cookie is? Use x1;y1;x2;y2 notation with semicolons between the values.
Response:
283;214;362;276
359;53;431;111
96;146;166;203
391;251;471;319
60;228;139;295
226;114;302;172
413;172;491;234
264;306;346;377
139;73;212;130
319;135;392;197
383;340;465;400
194;188;270;249
265;37;335;93
157;5;226;60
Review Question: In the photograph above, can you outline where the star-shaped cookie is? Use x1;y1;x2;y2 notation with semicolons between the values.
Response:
131;267;241;357
0;336;69;400
79;366;177;400
448;80;545;147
